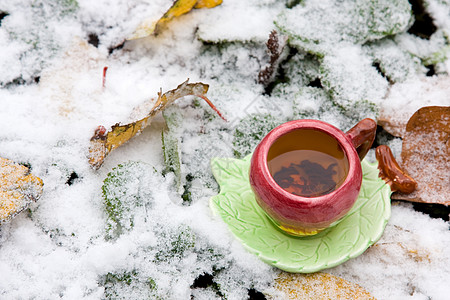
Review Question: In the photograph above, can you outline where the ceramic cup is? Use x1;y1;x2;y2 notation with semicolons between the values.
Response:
249;118;377;237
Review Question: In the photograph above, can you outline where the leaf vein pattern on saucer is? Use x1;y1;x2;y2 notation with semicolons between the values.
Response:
210;156;391;273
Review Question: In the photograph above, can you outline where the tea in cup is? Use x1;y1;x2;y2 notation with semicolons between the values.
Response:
249;119;377;236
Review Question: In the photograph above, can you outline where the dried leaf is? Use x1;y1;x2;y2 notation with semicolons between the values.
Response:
258;30;288;86
392;106;450;204
271;272;375;300
129;0;222;40
1;158;44;223
194;0;223;9
88;79;222;169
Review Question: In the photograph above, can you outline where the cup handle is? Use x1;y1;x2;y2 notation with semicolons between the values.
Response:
345;118;377;161
375;145;417;193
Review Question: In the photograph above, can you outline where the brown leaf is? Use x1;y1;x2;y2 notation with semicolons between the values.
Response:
392;106;450;204
88;79;224;169
1;158;44;223
271;272;375;300
258;30;288;86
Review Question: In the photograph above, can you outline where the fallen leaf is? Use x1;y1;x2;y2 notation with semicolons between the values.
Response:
88;79;225;169
392;106;450;204
129;0;222;40
258;30;288;86
194;0;222;9
271;272;375;300
0;158;44;223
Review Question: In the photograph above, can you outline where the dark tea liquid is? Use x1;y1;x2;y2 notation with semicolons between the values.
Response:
267;129;349;197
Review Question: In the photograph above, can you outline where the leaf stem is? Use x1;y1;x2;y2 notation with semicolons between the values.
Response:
102;66;108;90
198;95;227;122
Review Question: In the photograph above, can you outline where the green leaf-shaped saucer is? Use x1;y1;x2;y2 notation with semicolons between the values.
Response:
210;155;391;273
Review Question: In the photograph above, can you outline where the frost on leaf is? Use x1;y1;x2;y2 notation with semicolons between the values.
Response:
101;270;157;299
0;157;43;223
154;225;196;262
275;0;412;55
319;46;386;120
392;106;450;205
102;161;156;240
129;0;222;39
364;38;425;83
88;79;224;169
232;113;285;158
161;111;182;193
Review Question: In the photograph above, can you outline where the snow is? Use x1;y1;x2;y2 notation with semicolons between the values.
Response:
380;75;450;137
0;0;449;299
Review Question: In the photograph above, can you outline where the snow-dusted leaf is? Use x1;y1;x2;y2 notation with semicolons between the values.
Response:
275;0;412;55
232;114;285;159
272;272;375;299
364;38;425;83
319;45;387;120
392;106;450;205
102;161;157;240
88;79;224;169
210;155;391;273
0;157;43;223
129;0;222;40
161;118;182;192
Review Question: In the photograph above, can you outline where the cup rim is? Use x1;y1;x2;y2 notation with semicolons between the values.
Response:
256;119;360;205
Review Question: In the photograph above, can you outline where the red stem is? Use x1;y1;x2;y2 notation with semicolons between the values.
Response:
198;95;227;122
102;66;108;89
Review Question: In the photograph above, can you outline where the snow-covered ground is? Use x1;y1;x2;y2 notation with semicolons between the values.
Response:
0;0;449;299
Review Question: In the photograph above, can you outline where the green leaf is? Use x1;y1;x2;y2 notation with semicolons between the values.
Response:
154;225;196;262
319;46;386;120
102;161;156;240
232;114;285;159
210;155;391;273
364;38;425;82
161;120;182;191
276;0;412;55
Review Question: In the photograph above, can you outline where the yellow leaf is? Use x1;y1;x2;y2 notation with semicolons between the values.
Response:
88;79;214;169
0;158;44;223
129;0;222;40
195;0;223;9
129;0;197;39
272;272;375;300
162;0;198;20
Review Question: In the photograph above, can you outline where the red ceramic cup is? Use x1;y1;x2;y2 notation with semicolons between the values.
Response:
249;119;377;236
